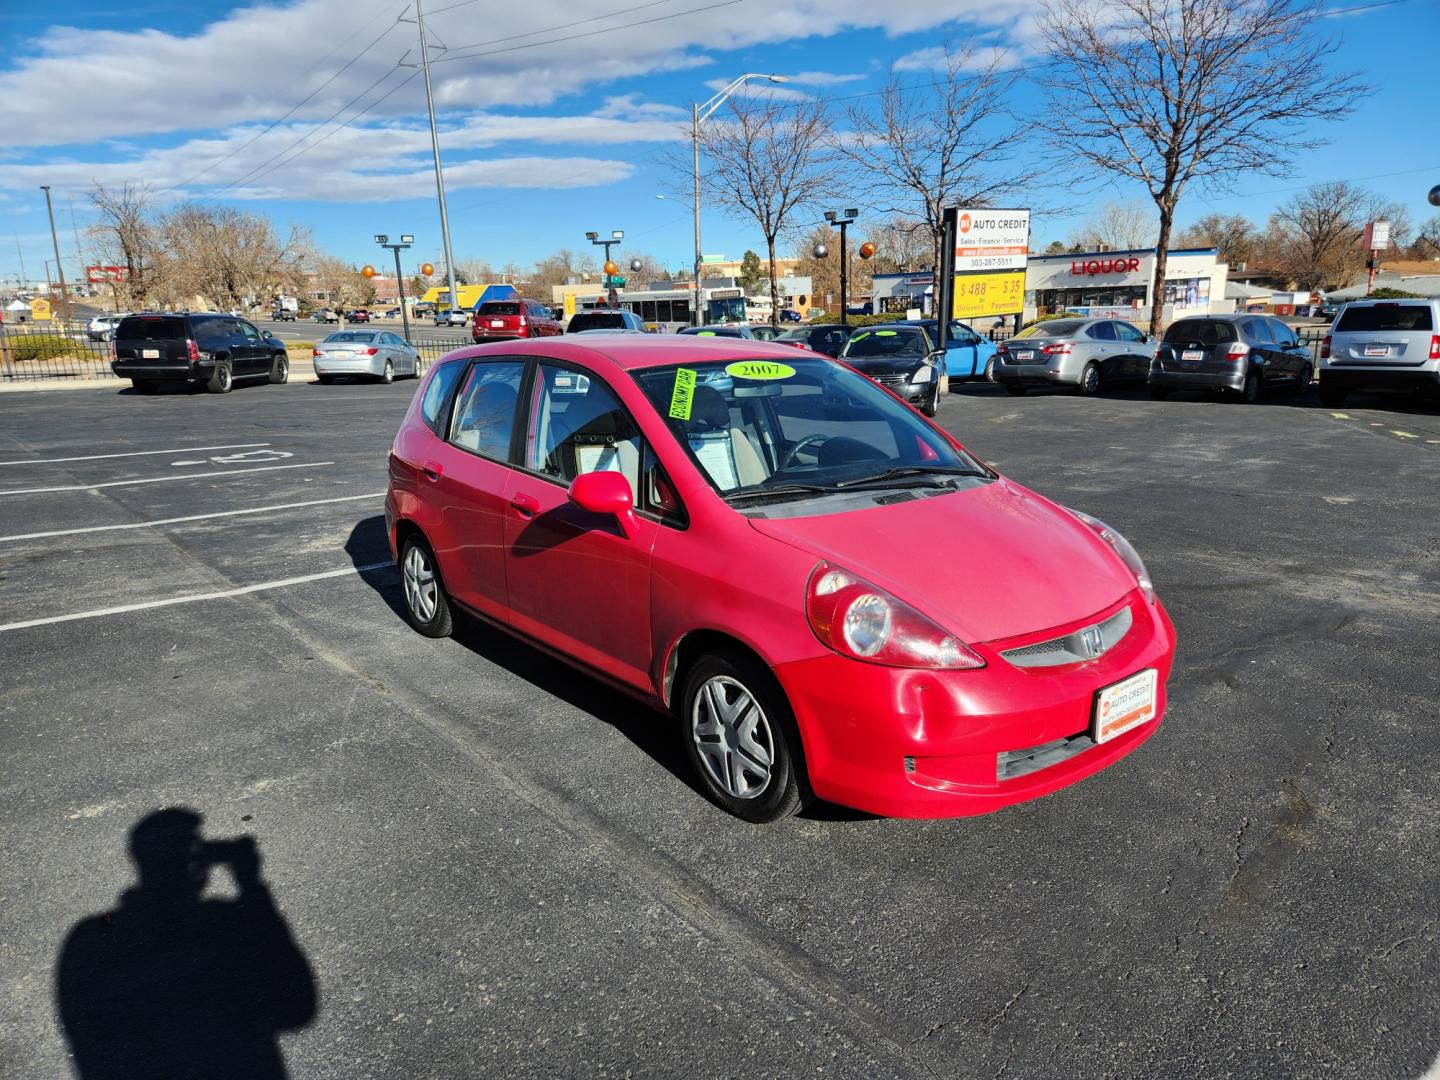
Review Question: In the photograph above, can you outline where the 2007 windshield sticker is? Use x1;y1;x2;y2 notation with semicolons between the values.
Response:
725;360;795;381
669;367;698;420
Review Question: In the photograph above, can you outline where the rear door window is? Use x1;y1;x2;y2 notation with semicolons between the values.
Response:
449;361;526;461
117;317;186;341
1088;321;1116;340
480;302;521;316
1246;318;1274;344
1335;304;1434;332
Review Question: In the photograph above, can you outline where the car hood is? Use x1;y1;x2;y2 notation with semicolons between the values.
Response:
747;479;1136;642
842;354;926;376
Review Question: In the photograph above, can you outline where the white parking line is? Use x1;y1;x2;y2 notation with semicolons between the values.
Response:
0;491;387;543
0;443;270;466
0;461;334;496
0;561;395;633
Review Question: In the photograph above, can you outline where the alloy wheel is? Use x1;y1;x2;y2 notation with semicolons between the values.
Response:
403;545;437;623
692;675;774;800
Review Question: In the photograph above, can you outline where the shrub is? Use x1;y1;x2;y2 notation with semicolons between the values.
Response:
6;334;75;362
1366;288;1423;300
808;312;916;328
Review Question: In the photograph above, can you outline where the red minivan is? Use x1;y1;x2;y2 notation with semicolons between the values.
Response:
472;299;561;343
385;337;1176;822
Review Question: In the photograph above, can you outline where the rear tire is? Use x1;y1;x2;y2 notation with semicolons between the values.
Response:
1319;382;1347;408
1079;362;1101;396
134;381;160;395
984;356;997;383
380;360;394;385
317;374;334;385
206;363;233;394
1241;370;1261;404
269;355;289;384
680;650;805;823
1005;383;1028;396
399;535;453;639
1148;384;1171;400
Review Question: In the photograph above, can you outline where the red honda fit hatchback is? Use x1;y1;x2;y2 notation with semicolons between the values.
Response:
385;336;1176;822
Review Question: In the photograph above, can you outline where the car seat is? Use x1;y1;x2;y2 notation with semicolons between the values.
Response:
687;386;768;491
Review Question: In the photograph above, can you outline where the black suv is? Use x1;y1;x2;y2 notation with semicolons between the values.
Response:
112;312;289;394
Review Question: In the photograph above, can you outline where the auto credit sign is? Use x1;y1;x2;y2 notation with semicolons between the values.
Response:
953;209;1030;273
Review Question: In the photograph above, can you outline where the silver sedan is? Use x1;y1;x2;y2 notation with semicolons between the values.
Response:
993;317;1156;396
313;330;421;385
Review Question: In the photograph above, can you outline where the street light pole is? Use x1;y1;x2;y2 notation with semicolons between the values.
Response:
375;233;416;343
690;73;788;327
413;0;460;321
41;186;70;323
824;209;858;326
587;230;625;308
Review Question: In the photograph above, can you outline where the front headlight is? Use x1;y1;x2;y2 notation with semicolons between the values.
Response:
911;364;934;383
1066;508;1155;604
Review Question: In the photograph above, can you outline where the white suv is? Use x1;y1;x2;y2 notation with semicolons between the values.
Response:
86;313;128;341
1320;299;1440;407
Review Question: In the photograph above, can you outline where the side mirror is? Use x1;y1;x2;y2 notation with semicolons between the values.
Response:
567;471;638;539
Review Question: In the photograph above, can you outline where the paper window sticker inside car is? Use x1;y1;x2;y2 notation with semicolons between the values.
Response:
669;368;697;420
725;361;795;381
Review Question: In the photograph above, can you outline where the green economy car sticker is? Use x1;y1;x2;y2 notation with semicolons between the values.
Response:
875;330;897;336
724;360;795;381
695;331;717;336
669;367;697;420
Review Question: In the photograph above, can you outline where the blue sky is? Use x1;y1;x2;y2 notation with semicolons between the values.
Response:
2;0;1436;286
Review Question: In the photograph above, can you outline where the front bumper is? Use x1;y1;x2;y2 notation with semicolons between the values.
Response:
773;592;1175;818
1319;364;1440;392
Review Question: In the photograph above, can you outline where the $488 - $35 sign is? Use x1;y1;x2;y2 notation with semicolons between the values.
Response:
951;271;1024;319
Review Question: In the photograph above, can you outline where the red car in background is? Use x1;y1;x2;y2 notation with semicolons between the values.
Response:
385;337;1175;822
472;298;561;342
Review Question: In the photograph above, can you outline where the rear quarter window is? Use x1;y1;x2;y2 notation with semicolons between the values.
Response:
420;360;466;434
1164;320;1236;345
117;317;186;341
569;313;626;332
480;302;520;316
1335;304;1434;332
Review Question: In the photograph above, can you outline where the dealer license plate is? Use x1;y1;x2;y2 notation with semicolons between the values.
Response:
491;319;504;327
1363;344;1387;357
1182;349;1204;362
1092;668;1158;744
142;349;159;358
1014;350;1034;361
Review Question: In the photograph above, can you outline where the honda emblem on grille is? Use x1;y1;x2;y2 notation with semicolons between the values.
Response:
1080;626;1104;658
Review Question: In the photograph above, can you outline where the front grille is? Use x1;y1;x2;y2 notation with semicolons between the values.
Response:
870;373;909;390
999;605;1132;668
996;732;1094;781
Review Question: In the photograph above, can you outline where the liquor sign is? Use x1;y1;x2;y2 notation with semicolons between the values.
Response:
86;265;129;284
941;206;1030;322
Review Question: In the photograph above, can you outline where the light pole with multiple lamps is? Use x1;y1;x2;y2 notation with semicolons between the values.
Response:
40;186;70;323
819;209;859;325
374;234;415;343
586;229;624;308
691;73;788;326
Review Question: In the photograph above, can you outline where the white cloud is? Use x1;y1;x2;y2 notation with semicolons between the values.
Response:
783;70;868;86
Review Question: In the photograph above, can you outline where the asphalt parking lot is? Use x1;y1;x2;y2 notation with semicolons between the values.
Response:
1;372;1437;1078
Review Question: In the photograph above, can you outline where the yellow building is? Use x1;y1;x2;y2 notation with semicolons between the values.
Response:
417;283;520;309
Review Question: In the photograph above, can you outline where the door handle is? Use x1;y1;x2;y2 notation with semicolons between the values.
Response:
422;460;443;482
510;493;540;516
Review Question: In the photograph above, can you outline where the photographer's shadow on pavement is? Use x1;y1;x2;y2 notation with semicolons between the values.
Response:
55;808;318;1080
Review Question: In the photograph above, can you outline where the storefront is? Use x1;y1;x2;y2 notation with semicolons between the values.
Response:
1023;248;1229;325
871;272;936;316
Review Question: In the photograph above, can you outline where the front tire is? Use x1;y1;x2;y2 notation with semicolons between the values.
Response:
134;381;160;395
1005;383;1028;396
1148;383;1171;400
317;374;334;385
399;535;453;638
1319;382;1347;408
206;363;233;394
984;356;997;383
680;651;805;823
920;380;939;417
269;355;289;384
1294;364;1312;394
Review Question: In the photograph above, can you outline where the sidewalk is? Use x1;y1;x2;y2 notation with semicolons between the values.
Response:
1;353;318;394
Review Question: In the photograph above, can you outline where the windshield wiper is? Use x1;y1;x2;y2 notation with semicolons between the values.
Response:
833;465;988;490
724;483;837;505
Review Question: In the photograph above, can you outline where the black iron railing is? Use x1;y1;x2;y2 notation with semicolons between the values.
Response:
1;322;118;380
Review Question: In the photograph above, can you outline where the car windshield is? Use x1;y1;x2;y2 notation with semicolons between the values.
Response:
680;327;744;337
1164;319;1237;344
117;316;186;341
1335;304;1433;332
569;312;627;331
842;329;928;358
323;332;377;343
633;357;987;508
1015;319;1084;339
479;302;521;316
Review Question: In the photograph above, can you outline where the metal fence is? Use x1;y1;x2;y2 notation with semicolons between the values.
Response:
1;322;118;381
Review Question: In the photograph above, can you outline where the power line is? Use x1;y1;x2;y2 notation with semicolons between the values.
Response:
160;3;410;197
434;0;745;64
433;0;692;47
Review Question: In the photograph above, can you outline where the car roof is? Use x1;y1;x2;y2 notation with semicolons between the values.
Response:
1338;298;1434;307
434;333;815;373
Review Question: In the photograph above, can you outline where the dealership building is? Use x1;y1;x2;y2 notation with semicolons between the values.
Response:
1023;247;1230;323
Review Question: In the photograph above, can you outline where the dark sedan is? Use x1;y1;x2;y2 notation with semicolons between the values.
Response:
837;324;944;416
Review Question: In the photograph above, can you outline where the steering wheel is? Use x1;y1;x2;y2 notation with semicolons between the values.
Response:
779;433;830;471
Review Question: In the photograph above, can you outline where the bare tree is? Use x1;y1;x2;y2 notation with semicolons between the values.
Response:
690;96;837;324
1262;181;1407;291
150;204;309;311
792;224;876;311
1411;216;1440;261
1038;0;1363;334
1176;213;1258;268
309;255;370;316
87;183;156;308
836;44;1038;275
454;258;495;285
866;216;932;274
1068;201;1157;252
